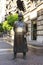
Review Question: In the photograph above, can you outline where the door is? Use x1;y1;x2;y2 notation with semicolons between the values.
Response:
31;20;37;40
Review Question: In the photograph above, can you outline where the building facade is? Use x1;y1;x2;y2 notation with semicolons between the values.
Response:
24;0;43;43
0;0;6;22
0;0;43;43
5;0;43;43
0;0;17;22
6;0;17;15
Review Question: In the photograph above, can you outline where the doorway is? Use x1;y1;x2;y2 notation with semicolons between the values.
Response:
31;20;37;40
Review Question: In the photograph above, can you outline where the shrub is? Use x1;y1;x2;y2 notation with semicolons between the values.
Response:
3;21;12;32
7;13;18;26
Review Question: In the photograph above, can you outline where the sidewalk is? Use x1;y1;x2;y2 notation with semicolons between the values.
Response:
1;36;14;46
0;37;43;65
1;36;43;55
27;41;43;55
28;40;43;47
2;36;43;47
1;36;43;47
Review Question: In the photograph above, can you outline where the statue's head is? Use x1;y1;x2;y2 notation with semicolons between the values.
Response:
18;12;23;21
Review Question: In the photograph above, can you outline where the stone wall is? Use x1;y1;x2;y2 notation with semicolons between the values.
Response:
37;9;43;43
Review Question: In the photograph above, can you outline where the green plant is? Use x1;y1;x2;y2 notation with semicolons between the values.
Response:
7;13;18;26
3;21;12;31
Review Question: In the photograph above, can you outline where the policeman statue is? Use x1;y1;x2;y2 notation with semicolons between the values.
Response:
13;12;28;59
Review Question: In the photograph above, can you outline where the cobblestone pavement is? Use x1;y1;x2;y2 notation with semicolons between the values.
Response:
0;38;43;65
0;51;43;65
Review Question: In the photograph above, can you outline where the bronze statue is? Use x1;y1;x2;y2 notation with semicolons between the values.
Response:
13;12;28;59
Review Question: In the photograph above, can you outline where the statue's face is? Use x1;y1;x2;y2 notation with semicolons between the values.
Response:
19;16;23;21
